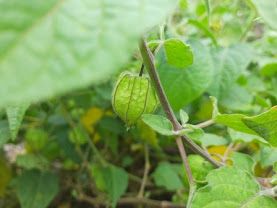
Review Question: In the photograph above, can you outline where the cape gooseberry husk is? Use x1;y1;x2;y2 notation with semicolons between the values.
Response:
112;71;158;126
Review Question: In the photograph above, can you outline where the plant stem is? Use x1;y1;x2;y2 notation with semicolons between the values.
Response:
196;119;214;128
138;143;151;198
79;194;187;208
140;36;194;189
139;36;222;169
140;36;180;129
176;135;194;187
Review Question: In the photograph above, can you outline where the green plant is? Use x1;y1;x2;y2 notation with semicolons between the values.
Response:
1;0;277;208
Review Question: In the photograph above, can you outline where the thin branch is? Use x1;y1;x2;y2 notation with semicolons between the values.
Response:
79;194;186;208
176;135;194;187
138;143;151;198
232;142;242;152
196;119;214;128
223;142;234;158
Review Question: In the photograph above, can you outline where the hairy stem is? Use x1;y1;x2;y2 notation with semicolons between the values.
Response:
139;36;222;169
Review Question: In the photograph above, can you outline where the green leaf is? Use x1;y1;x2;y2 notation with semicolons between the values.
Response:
0;158;12;197
90;164;108;192
0;0;177;108
16;154;49;170
191;166;277;208
186;124;205;141
0;121;11;148
220;84;253;111
228;128;268;145
16;169;59;208
141;114;174;136
215;114;258;135
102;165;128;207
180;109;189;126
187;19;217;45
137;120;159;148
187;155;214;182
179;0;187;9
270;174;277;185
25;129;48;152
210;96;220;119
199;133;228;147
148;40;163;52
207;44;252;100
260;145;277;168
250;0;277;29
153;162;184;191
231;152;256;175
164;38;193;68
159;39;214;111
6;103;29;140
243;106;277;147
261;63;277;76
242;195;277;208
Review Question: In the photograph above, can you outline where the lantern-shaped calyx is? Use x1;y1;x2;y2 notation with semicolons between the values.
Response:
112;71;158;126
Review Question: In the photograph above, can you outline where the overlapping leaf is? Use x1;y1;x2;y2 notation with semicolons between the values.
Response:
16;170;59;208
0;0;177;108
191;166;277;208
243;106;277;146
158;39;214;111
207;44;252;101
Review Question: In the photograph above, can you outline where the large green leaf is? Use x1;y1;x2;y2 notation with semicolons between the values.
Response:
261;63;277;76
243;106;277;146
153;162;184;191
250;0;277;30
191;166;277;208
215;114;258;135
0;0;177;108
199;133;228;147
91;164;128;206
16;154;49;170
220;84;253;111
187;155;214;182
260;145;277;168
228;128;268;145
158;39;214;111
231;152;256;175
102;165;128;207
164;38;193;68
207;44;252;101
16;169;59;208
6;103;29;140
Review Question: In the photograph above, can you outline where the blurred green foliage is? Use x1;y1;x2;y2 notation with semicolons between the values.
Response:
0;0;277;207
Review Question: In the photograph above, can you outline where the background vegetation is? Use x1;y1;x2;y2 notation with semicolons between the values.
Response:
0;0;277;207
